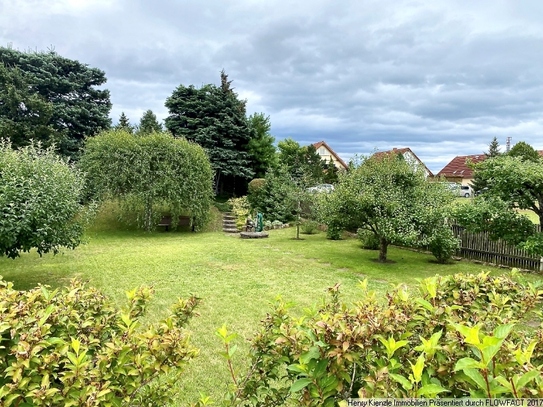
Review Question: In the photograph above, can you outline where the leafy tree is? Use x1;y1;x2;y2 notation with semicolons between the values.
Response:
247;166;299;223
322;158;339;184
470;136;502;194
247;112;276;178
0;47;111;158
137;109;162;135
165;71;253;194
0;140;87;258
507;141;540;162
277;138;326;184
317;154;455;262
114;112;133;133
80;129;213;231
459;155;543;255
474;155;543;224
0;64;60;148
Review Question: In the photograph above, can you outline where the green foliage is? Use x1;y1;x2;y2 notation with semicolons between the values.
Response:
247;113;277;178
508;141;540;162
136;109;162;135
0;47;111;158
357;228;380;249
300;220;320;235
165;71;253;194
453;196;536;247
322;158;339;184
460;154;543;254
487;136;502;158
0;141;88;258
227;196;251;230
218;272;543;405
427;227;459;264
0;64;59;149
0;277;199;406
277;138;327;184
469;136;502;194
247;166;300;223
316;154;455;262
114;112;134;134
80;129;213;231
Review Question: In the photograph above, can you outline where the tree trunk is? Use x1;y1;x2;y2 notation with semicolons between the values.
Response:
378;238;389;262
214;170;221;195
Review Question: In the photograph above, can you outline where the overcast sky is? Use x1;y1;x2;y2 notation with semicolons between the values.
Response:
2;0;543;172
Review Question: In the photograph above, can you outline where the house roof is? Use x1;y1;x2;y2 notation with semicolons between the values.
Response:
312;141;348;169
373;147;433;177
437;154;486;179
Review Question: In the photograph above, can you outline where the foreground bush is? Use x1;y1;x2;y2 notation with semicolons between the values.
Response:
218;271;543;405
0;278;199;406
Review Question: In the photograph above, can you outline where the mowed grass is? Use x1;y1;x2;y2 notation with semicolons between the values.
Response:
0;225;514;404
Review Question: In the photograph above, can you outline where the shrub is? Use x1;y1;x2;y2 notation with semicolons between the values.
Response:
217;271;543;405
300;220;320;234
80;130;213;231
248;178;266;195
0;278;199;406
247;167;299;223
427;227;460;263
227;196;251;230
357;228;380;249
271;220;283;229
0;141;89;258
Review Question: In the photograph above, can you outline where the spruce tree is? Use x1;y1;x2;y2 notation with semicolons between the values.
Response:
0;47;111;158
114;112;133;133
165;71;253;194
486;136;501;157
137;109;162;135
471;137;502;194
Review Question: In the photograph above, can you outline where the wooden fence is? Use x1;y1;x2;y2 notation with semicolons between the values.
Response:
451;224;542;272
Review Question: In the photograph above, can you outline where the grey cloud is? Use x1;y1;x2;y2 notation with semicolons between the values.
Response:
2;0;543;173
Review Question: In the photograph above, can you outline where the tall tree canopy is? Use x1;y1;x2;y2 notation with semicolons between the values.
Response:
277;138;327;184
137;109;162;135
0;47;111;157
247;112;276;178
165;71;253;194
0;63;59;148
507;141;540;162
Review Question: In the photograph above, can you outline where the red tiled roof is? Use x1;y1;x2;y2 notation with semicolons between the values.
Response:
373;147;433;177
437;154;486;179
312;141;348;169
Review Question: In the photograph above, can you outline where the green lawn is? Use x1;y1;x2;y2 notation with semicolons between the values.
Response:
0;226;516;405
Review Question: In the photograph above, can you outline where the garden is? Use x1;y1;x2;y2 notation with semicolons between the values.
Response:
3;210;541;405
1;50;543;405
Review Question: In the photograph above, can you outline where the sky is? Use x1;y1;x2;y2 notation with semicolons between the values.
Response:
2;0;543;173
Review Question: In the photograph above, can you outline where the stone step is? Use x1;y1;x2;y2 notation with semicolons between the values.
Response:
223;227;239;233
223;215;236;221
223;220;237;226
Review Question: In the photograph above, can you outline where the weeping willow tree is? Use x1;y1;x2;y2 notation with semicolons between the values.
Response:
80;129;213;231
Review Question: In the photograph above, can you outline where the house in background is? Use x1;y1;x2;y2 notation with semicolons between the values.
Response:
373;147;433;178
436;154;486;186
312;141;348;170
